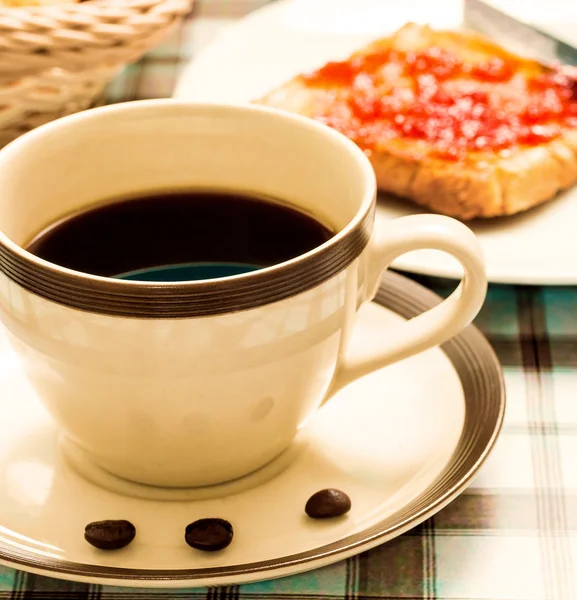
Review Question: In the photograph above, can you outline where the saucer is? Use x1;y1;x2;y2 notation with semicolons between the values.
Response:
0;272;505;588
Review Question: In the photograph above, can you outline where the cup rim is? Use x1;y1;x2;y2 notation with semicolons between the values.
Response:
0;100;377;318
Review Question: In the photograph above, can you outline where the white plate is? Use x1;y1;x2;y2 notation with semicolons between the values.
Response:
0;272;504;587
174;0;577;285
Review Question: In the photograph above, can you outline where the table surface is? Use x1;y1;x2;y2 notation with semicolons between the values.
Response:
1;1;577;598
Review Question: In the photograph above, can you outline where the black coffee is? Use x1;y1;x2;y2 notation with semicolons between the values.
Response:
26;190;334;282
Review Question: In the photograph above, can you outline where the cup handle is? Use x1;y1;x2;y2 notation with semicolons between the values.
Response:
327;214;487;395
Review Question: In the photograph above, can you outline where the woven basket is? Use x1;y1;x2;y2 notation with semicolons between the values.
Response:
0;0;193;147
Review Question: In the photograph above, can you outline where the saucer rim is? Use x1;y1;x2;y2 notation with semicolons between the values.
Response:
0;270;506;585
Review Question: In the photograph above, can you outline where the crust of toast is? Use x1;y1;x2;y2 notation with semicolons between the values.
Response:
256;24;577;220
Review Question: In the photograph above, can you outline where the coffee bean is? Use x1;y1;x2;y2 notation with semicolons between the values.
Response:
305;489;351;519
185;518;233;551
84;520;136;550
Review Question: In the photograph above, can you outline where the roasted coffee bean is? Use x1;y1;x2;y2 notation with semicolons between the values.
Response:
185;518;233;551
84;520;136;550
305;489;351;519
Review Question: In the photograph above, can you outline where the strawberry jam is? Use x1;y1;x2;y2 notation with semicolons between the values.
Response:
301;47;577;161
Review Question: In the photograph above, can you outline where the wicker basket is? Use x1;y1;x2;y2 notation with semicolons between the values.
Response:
0;0;193;147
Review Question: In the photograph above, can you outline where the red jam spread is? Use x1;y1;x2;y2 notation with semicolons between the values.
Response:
300;47;577;161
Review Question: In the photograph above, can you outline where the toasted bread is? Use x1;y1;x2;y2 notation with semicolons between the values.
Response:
256;23;577;220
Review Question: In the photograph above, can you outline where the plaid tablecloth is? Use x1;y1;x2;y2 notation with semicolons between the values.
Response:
1;1;577;598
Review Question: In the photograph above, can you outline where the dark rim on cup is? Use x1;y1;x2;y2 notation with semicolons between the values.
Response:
0;102;376;319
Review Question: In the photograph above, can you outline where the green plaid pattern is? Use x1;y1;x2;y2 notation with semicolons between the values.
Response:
1;1;577;597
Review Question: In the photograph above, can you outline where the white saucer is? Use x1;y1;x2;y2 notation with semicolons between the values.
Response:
174;0;577;285
0;272;504;588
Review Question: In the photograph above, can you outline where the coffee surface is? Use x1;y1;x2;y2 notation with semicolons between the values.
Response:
26;190;334;282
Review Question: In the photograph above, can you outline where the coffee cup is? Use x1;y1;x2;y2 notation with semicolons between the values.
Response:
0;100;487;488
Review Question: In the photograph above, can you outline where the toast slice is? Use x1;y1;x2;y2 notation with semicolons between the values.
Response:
256;23;577;220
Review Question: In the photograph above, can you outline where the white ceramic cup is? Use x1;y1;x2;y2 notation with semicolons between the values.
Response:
0;100;487;488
